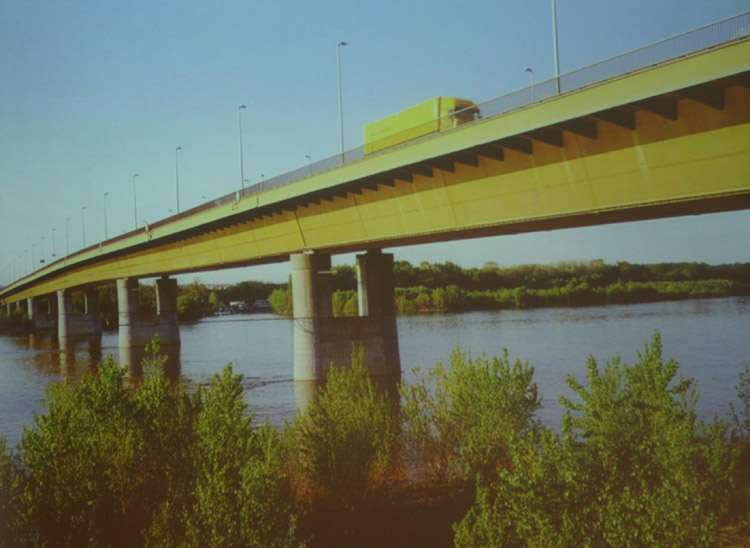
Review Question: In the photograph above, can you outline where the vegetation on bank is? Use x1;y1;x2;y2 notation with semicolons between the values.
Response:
1;333;749;547
269;260;750;316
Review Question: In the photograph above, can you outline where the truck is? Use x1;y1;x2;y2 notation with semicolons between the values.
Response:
363;97;479;155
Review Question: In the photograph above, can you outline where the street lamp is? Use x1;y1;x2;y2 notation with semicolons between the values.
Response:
81;206;87;248
551;0;560;94
305;155;312;175
132;173;139;230
525;67;535;100
51;228;56;257
238;105;247;190
337;41;347;164
40;236;45;264
175;146;182;213
103;192;109;240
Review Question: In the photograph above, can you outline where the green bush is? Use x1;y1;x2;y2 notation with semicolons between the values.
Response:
286;351;401;512
454;333;734;547
270;286;293;316
6;340;298;548
401;347;540;483
185;366;298;548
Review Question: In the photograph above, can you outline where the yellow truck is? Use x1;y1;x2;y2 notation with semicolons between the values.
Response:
363;97;479;155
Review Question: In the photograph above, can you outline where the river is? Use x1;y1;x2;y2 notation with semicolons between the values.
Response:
2;297;749;447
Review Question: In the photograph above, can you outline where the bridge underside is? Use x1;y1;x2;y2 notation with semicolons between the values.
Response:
3;41;750;304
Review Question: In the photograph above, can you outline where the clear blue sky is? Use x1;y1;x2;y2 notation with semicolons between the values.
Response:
1;0;748;285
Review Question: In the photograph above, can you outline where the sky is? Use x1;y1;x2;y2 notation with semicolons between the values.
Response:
1;0;749;286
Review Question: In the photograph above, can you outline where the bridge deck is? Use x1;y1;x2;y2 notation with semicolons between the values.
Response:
3;35;750;304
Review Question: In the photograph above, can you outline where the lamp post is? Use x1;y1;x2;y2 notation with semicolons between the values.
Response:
81;206;87;248
337;41;347;164
103;192;109;240
175;146;182;213
40;236;45;264
525;67;534;100
551;0;560;94
132;173;139;230
305;155;312;175
238;105;247;190
51;228;56;257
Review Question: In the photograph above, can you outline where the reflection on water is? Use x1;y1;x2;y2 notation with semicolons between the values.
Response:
2;299;749;448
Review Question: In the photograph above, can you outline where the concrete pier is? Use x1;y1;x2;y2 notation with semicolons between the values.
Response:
291;250;401;381
117;277;180;351
27;295;57;330
57;288;101;342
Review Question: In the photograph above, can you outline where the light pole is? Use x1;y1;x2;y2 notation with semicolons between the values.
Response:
551;0;560;94
525;67;535;100
238;105;247;190
305;155;312;175
132;173;139;230
40;236;45;264
337;41;347;164
51;228;56;257
81;206;87;248
65;218;70;258
175;146;182;213
103;192;109;240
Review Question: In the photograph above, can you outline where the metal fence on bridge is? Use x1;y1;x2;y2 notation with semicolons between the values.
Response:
227;11;750;209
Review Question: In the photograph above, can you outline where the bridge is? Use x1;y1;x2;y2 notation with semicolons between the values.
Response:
2;13;749;380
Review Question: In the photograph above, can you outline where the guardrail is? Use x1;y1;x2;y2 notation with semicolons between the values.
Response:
237;11;750;200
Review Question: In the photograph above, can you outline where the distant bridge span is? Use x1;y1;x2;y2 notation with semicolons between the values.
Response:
2;18;749;380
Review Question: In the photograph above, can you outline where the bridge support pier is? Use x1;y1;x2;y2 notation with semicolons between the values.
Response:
57;288;101;341
291;250;400;381
27;295;57;330
117;277;180;352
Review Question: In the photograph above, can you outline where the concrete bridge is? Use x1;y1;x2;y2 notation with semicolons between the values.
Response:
2;14;749;380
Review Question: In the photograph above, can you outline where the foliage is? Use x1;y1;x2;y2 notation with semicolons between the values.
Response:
332;289;358;317
454;332;734;547
185;366;298;548
270;286;293;316
177;280;221;321
401;347;540;483
4;339;299;548
286;349;401;512
729;364;750;524
215;279;285;308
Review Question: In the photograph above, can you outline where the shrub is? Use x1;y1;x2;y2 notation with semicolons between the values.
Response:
401;347;540;483
270;286;293;316
185;365;298;548
286;350;401;512
455;332;733;547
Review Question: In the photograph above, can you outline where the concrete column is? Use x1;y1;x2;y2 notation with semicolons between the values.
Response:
57;288;101;340
57;289;73;340
291;250;401;381
117;277;180;353
27;297;38;324
292;252;333;381
355;249;401;376
27;296;57;331
155;276;180;345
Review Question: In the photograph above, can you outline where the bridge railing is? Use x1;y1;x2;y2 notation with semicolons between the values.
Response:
237;11;749;198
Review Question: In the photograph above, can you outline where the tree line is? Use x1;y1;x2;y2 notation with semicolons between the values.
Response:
268;260;750;316
1;333;749;547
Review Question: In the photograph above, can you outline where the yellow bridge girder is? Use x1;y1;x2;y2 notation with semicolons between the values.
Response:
3;38;749;304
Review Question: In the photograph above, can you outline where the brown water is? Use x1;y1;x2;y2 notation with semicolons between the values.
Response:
2;297;749;447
